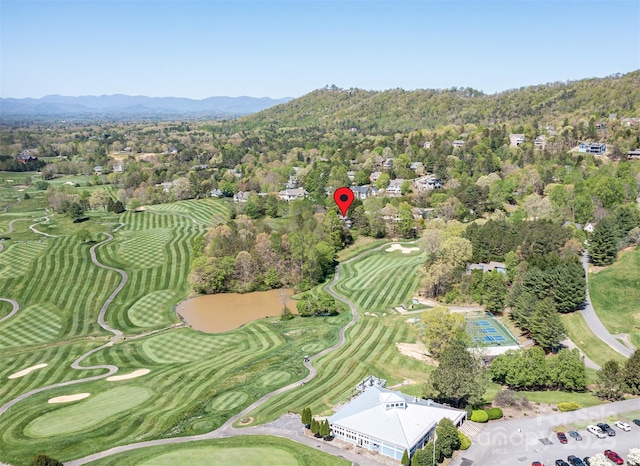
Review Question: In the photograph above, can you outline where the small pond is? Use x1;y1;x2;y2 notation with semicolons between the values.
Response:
176;288;296;333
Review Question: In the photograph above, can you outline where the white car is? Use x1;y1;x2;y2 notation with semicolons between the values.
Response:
614;420;631;431
587;424;606;438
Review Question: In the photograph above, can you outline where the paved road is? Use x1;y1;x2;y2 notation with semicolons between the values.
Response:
451;398;640;466
65;242;400;466
29;216;58;237
0;233;126;417
0;298;19;324
580;251;634;358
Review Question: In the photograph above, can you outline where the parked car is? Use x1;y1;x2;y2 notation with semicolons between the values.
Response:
633;418;640;427
604;449;624;465
568;430;582;441
557;431;568;444
532;462;545;466
555;460;570;466
583;457;590;466
587;425;606;439
614;420;631;431
568;455;586;466
597;422;616;436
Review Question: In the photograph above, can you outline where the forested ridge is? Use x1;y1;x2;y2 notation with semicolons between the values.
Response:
238;71;640;132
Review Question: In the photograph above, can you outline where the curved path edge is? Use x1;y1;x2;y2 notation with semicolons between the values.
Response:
0;298;20;324
580;251;634;358
66;240;409;466
0;233;126;417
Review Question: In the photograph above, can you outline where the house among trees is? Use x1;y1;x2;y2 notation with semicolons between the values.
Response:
627;149;640;160
466;261;507;274
413;175;443;192
509;133;526;147
452;140;465;149
233;191;251;203
578;142;606;155
277;187;309;201
584;222;597;233
15;153;38;164
534;135;547;151
386;179;405;196
370;171;382;183
350;185;371;200
328;385;466;461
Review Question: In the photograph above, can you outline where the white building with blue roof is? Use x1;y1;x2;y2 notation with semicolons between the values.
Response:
328;385;466;460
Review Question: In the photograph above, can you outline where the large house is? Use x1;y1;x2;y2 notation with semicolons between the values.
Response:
386;179;405;195
578;142;606;155
466;261;507;274
329;385;466;461
509;134;526;147
277;187;309;201
350;185;371;200
413;175;443;192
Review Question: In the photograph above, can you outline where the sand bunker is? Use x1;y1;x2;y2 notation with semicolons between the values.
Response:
106;368;150;381
8;363;48;379
48;393;90;404
396;342;438;366
385;243;420;254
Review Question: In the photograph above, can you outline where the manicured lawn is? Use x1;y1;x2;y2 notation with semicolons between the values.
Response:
0;193;430;465
25;386;152;437
560;312;627;366
589;249;640;348
86;436;348;466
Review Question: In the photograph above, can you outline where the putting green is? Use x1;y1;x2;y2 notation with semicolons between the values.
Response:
139;447;298;466
25;386;151;438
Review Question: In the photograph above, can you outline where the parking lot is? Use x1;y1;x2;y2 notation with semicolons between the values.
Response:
452;399;640;465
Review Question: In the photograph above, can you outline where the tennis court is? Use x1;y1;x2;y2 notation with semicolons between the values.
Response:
465;314;519;347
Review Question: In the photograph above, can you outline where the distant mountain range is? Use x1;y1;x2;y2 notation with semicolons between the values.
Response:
0;94;293;120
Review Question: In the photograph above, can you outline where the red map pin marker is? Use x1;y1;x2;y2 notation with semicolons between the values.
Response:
334;187;354;217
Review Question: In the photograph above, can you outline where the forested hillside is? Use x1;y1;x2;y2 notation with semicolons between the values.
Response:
239;71;640;132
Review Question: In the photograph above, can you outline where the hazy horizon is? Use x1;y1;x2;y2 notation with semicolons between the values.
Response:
1;0;639;100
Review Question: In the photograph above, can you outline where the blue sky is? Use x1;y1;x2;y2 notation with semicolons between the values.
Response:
1;0;639;99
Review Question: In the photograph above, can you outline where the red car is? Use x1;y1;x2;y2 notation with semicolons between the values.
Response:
556;431;568;444
604;450;623;465
532;463;545;466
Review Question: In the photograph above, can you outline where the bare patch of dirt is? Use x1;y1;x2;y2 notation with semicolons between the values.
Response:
396;342;438;366
237;416;254;425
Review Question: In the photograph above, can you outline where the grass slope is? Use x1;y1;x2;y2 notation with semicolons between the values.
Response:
589;249;640;349
86;436;348;466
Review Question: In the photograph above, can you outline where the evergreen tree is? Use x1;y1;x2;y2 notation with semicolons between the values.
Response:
529;298;566;351
301;407;312;428
589;217;619;266
311;418;320;437
401;449;410;466
482;271;506;313
595;360;625;400
623;350;640;395
435;418;461;459
321;419;331;439
550;259;586;313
